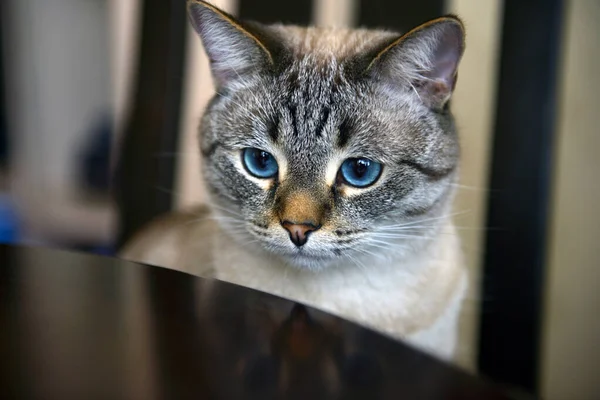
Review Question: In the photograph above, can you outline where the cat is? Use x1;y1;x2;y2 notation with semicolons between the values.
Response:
120;0;467;362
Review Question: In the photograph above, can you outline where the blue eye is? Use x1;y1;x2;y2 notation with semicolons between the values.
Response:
339;158;382;188
242;148;279;179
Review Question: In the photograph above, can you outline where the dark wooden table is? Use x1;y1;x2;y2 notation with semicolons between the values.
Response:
0;244;528;399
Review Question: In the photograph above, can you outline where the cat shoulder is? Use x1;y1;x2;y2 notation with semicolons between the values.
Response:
119;204;217;276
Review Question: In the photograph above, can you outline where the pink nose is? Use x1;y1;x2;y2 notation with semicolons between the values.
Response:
281;221;320;247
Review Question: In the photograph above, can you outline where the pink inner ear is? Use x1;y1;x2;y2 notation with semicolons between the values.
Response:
421;35;462;108
369;19;464;109
429;36;461;85
433;56;458;83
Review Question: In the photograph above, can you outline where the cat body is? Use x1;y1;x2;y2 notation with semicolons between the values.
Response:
121;0;467;361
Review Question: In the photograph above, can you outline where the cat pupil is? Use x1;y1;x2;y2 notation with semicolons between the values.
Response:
256;151;269;169
354;159;369;177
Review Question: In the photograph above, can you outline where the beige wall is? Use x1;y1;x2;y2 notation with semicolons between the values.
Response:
541;2;600;399
108;0;140;171
447;0;502;370
448;3;600;397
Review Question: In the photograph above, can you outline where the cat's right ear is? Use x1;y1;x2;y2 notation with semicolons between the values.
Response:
364;16;465;110
187;0;273;89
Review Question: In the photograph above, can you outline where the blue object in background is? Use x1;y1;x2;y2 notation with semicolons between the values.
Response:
90;245;116;257
0;195;19;244
79;112;113;194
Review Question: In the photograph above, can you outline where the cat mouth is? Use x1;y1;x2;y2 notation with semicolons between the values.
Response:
280;250;337;269
251;233;339;268
290;253;331;261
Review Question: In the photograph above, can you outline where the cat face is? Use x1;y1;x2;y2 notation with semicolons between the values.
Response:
189;1;465;269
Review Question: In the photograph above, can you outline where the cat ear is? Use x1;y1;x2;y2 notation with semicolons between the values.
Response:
366;16;465;110
187;0;274;88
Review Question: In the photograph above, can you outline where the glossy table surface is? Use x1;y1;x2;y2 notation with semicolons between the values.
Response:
0;244;528;399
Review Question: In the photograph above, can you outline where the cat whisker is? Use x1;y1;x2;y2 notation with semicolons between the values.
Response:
210;217;248;230
182;217;212;227
379;224;499;234
207;219;248;232
362;242;391;252
370;233;434;240
345;254;376;287
353;246;388;262
208;203;244;218
377;225;438;232
218;220;249;229
378;229;458;238
216;228;258;249
208;215;245;224
220;226;249;235
449;183;491;192
362;238;396;247
363;241;410;257
377;210;471;230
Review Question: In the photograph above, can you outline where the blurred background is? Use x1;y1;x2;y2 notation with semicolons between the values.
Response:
0;0;598;399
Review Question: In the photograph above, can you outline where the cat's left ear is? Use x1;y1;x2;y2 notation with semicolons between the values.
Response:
366;16;465;110
187;0;274;89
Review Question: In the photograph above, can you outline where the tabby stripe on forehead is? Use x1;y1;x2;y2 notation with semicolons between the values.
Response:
316;107;330;137
402;160;455;181
337;119;354;148
288;103;299;137
268;115;279;142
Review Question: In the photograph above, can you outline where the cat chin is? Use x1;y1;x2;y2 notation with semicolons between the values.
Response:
280;253;337;271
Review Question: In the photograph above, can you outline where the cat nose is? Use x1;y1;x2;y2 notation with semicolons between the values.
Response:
281;221;320;247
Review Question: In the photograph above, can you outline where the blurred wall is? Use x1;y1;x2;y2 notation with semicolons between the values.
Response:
541;2;600;399
4;0;115;244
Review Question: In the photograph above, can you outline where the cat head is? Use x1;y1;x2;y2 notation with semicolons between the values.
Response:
188;0;465;270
